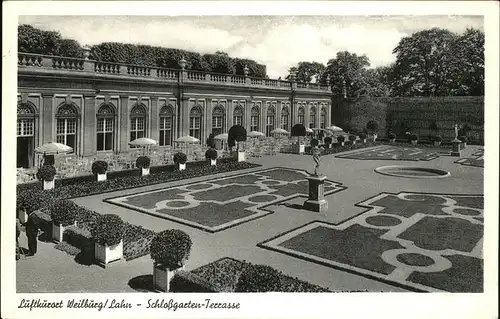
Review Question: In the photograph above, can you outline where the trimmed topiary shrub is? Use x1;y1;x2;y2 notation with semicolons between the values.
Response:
410;134;419;141
291;124;306;137
310;138;319;147
235;264;281;292
206;133;215;148
36;165;56;182
150;229;192;269
366;120;379;134
359;132;367;140
434;135;443;142
170;270;218;292
459;136;469;143
173;152;187;165
136;156;151;169
91;214;125;247
49;199;78;226
228;125;247;151
205;148;217;160
324;136;333;146
337;135;345;143
91;160;108;175
388;132;396;140
348;135;357;141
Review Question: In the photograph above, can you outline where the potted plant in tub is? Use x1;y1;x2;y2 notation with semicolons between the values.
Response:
388;132;396;143
348;134;357;145
92;160;108;181
459;135;468;148
136;156;151;176
433;135;443;147
49;199;77;243
291;124;306;154
173;152;187;171
205;148;217;166
151;229;192;292
359;132;367;143
36;165;56;190
366;120;379;141
337;135;345;146
323;136;332;149
228;125;247;162
91;214;125;267
410;134;419;145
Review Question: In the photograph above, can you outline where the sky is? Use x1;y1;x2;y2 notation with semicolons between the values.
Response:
18;15;483;78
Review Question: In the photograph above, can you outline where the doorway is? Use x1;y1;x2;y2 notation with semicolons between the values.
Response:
17;137;34;168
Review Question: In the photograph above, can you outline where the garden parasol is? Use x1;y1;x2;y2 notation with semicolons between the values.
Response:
270;128;289;135
248;131;265;138
175;135;200;155
325;125;344;132
129;137;158;155
214;133;229;151
35;142;73;155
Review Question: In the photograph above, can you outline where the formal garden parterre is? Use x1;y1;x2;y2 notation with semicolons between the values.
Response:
258;192;483;292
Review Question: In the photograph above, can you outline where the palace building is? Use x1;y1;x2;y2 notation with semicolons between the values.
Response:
17;53;332;168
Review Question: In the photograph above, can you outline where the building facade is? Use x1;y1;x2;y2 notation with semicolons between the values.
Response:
17;53;332;168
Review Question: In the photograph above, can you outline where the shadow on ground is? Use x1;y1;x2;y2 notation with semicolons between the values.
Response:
128;274;155;292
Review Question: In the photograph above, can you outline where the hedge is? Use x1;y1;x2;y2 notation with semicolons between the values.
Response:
170;271;218;292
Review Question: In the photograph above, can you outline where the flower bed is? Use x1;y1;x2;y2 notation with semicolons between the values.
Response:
380;139;453;149
17;159;260;200
304;141;382;155
189;257;330;292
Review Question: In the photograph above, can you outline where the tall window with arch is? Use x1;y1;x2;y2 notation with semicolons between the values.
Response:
250;106;260;132
96;103;115;151
266;106;276;137
320;106;327;129
233;105;243;126
298;106;305;125
17;101;37;168
189;105;203;140
56;103;79;154
159;104;174;146
212;105;225;136
309;106;316;129
130;104;147;143
281;106;290;131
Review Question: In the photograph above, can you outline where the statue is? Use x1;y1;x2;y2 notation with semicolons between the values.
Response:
311;145;324;176
454;124;459;139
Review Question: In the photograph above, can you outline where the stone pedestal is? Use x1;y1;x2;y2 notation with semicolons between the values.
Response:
451;139;461;157
304;175;328;212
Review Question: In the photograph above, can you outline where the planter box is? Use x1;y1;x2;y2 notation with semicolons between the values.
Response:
460;142;467;149
340;142;345;146
178;163;186;171
141;167;150;176
95;240;123;266
389;138;396;143
52;221;76;243
411;140;418;145
97;173;107;182
295;144;305;154
434;141;442;147
210;159;217;166
18;209;28;224
153;263;185;292
351;141;356;145
43;180;55;190
237;151;246;162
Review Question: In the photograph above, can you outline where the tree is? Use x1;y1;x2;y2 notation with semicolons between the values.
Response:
321;51;371;98
286;61;326;83
18;24;62;55
55;39;83;58
392;28;457;97
361;66;392;97
202;51;235;74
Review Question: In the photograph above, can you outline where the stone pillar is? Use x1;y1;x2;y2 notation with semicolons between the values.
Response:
42;93;54;143
206;98;213;138
276;102;282;130
326;101;332;127
245;100;252;132
227;101;234;132
451;138;461;156
181;98;190;137
316;103;321;129
82;94;96;156
304;175;328;212
261;102;268;134
304;102;310;129
150;97;159;142
119;96;129;153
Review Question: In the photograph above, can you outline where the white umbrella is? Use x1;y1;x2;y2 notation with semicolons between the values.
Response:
214;133;228;140
175;135;200;155
326;125;344;132
305;127;313;133
129;137;157;155
35;142;73;155
271;128;289;135
248;131;265;138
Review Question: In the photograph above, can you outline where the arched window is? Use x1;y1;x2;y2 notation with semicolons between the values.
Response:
298;106;305;125
189;105;203;140
212;105;225;136
233;105;243;126
56;103;79;153
266;106;275;137
96;103;115;151
309;105;316;129
250;106;260;132
159;104;174;146
130;104;147;142
281;106;290;131
320;106;327;128
17;102;37;168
